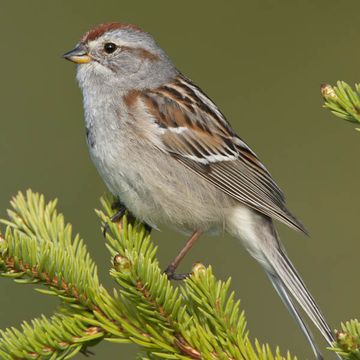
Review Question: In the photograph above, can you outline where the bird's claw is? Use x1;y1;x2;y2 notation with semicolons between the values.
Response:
164;264;191;281
103;206;127;237
103;201;152;237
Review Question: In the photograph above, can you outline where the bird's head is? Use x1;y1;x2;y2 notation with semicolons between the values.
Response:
64;23;177;92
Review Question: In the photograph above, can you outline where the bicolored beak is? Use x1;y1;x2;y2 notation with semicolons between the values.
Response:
63;44;91;64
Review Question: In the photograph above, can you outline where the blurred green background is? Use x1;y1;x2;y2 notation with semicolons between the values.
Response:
0;1;359;358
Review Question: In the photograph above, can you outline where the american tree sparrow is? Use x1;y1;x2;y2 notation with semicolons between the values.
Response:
64;23;335;359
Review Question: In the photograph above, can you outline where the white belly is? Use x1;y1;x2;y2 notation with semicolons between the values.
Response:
83;96;234;232
87;122;158;224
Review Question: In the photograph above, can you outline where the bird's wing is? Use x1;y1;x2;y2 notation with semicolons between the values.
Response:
140;75;306;233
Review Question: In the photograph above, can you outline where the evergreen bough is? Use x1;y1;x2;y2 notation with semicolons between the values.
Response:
0;190;295;359
0;84;358;358
321;81;360;130
320;81;360;359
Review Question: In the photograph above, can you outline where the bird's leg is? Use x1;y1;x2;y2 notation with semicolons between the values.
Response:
164;229;203;280
103;199;152;236
80;348;95;357
143;222;152;234
103;199;127;236
111;199;124;211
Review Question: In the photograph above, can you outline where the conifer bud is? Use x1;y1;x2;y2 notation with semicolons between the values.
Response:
321;84;337;100
113;254;131;273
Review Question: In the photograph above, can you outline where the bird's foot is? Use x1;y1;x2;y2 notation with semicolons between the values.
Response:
144;223;152;234
80;348;95;357
164;264;191;281
103;202;127;237
103;200;152;237
111;199;123;211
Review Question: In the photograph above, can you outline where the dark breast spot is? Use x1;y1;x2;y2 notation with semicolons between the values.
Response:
86;125;95;148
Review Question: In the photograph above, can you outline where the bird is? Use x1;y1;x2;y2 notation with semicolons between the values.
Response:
63;22;335;359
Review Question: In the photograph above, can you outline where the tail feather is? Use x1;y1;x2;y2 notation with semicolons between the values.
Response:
269;248;334;346
228;206;337;358
268;273;324;360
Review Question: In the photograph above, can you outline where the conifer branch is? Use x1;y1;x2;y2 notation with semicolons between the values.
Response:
321;81;360;129
0;189;350;359
332;320;360;359
321;81;360;359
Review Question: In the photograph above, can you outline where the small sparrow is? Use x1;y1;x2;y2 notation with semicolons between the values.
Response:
64;23;334;359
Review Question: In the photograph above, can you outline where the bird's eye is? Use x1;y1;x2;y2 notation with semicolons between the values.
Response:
104;43;117;54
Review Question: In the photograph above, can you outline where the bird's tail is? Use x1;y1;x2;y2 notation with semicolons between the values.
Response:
266;244;334;347
267;272;324;360
258;226;338;360
227;206;337;359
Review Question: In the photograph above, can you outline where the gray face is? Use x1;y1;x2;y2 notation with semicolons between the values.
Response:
68;28;178;92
